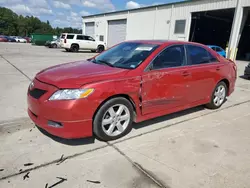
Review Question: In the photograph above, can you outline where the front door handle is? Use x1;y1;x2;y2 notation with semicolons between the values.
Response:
182;71;191;77
216;66;221;71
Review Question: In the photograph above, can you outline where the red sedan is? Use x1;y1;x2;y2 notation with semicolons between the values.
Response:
0;36;8;42
27;40;237;141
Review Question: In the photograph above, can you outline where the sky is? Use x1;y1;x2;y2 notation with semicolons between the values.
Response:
0;0;184;29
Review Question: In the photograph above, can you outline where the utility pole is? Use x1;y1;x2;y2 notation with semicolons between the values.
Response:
227;0;241;60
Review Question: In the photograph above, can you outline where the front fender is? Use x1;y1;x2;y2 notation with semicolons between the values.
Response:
84;76;142;120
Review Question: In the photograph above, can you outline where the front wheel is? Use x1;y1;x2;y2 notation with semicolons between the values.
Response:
93;98;134;141
52;43;57;48
206;82;227;109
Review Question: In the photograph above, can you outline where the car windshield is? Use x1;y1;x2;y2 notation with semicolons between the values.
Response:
92;42;159;69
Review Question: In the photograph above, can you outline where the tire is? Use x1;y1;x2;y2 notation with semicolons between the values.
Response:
70;44;79;52
93;97;134;141
206;81;228;109
52;43;57;48
97;45;105;53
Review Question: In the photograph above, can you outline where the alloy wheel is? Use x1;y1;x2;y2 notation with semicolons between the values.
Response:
213;85;226;106
101;104;130;137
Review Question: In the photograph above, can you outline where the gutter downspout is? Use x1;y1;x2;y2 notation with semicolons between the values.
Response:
168;4;174;40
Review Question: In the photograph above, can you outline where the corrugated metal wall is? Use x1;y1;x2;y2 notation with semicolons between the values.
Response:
83;0;250;43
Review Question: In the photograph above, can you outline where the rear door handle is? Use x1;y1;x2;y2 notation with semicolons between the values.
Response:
182;71;191;77
216;66;221;71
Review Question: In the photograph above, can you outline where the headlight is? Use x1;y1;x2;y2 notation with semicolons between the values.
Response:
49;89;94;100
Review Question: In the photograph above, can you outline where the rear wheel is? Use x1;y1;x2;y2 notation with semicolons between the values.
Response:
206;82;227;109
70;44;79;52
97;45;105;53
93;97;133;141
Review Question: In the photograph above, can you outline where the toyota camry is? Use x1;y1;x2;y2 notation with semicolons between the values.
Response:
27;40;237;141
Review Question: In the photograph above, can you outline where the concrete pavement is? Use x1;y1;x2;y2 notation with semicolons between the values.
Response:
0;43;95;122
0;43;250;188
0;101;250;188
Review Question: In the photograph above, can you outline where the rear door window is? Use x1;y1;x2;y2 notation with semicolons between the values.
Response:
76;35;84;40
211;47;216;51
186;45;218;65
215;47;223;52
66;35;74;39
84;36;95;41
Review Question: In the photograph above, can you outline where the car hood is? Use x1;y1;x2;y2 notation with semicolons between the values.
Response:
36;60;129;88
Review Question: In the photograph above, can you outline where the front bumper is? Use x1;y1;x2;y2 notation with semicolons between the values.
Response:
27;79;94;139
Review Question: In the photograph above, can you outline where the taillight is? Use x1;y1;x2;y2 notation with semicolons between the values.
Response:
64;38;66;43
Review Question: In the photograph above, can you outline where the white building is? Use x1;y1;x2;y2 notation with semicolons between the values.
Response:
82;0;250;60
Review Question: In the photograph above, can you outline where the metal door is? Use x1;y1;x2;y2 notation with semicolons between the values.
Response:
85;22;95;38
108;19;127;47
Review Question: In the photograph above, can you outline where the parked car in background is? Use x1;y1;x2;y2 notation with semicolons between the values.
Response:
207;45;226;58
0;36;8;42
244;63;250;79
13;36;27;43
60;33;106;53
24;37;31;43
3;36;16;42
27;40;237;141
45;39;60;48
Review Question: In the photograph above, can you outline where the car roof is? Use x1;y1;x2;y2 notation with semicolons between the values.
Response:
62;33;83;35
207;45;221;48
125;40;207;47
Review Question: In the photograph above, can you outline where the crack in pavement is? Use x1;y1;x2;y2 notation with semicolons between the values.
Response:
0;55;31;81
107;142;170;188
0;99;250;181
0;145;108;181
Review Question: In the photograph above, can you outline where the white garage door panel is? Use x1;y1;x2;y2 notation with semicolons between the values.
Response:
108;19;127;47
85;22;95;38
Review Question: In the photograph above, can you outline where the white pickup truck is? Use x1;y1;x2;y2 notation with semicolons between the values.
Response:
60;33;106;53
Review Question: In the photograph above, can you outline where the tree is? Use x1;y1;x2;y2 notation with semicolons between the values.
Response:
0;7;82;36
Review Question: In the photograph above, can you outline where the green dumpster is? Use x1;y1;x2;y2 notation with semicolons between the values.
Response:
31;34;58;46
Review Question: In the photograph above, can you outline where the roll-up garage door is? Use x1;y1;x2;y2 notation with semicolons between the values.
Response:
85;22;95;38
108;19;127;47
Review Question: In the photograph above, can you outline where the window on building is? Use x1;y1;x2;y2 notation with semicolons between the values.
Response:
174;20;186;34
99;35;104;41
152;45;185;69
186;45;218;65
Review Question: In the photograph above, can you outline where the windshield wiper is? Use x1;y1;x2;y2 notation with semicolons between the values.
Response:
96;59;115;67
